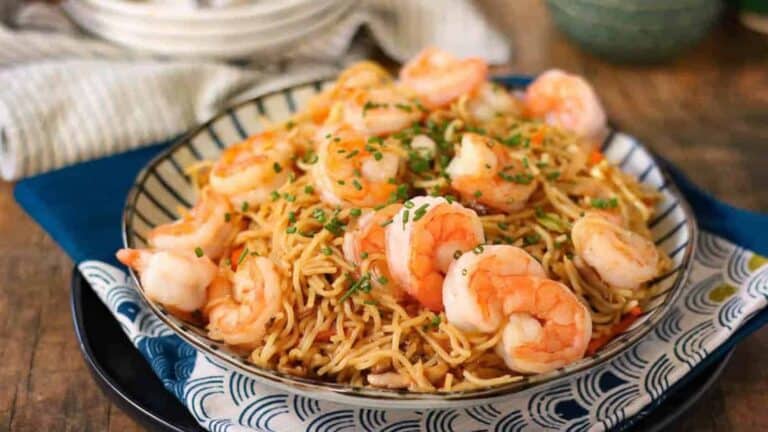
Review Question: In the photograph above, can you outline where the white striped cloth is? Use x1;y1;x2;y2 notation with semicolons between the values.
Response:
0;1;511;181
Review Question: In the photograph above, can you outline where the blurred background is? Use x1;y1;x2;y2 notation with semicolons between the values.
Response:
0;0;767;431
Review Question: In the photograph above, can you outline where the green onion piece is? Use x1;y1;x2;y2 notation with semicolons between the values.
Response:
237;247;249;265
194;247;204;257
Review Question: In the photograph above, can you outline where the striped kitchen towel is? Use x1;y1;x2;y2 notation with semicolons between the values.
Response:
0;0;511;181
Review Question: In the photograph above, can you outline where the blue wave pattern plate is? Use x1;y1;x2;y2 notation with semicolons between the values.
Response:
74;76;766;429
80;231;766;431
118;78;695;409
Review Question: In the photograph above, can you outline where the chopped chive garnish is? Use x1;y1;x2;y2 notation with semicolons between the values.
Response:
546;171;561;181
394;103;413;112
312;208;327;223
270;191;280;201
412;203;429;221
523;233;541;246
377;275;389;285
273;162;282;173
237;247;249;265
224;212;231;222
288;211;296;223
373;151;383;161
346;149;360;159
283;193;296;202
304;185;314;194
474;190;483;198
320;246;332;256
350;208;362;217
194;247;204;257
324;217;345;236
352;179;363;191
360;252;369;259
590;197;619;209
241;201;249;212
404;201;415;209
303;151;319;164
286;226;297;234
497;222;509;230
402;209;410;228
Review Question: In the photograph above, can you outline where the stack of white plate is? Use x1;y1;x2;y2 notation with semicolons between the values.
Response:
62;0;356;60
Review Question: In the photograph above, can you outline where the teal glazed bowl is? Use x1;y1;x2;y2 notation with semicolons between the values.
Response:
547;0;723;62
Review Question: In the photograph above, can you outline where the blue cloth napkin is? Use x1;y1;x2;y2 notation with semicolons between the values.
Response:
14;141;768;432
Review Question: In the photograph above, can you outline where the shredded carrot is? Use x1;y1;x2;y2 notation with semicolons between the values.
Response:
230;246;244;271
589;150;604;165
315;329;336;342
530;130;544;147
586;307;643;355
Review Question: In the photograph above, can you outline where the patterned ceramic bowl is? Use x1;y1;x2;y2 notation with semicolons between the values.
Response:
121;76;696;408
546;0;723;62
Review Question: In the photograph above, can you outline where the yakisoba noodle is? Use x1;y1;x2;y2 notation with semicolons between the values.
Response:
118;49;669;392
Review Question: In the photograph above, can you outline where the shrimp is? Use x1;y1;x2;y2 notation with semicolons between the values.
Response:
307;61;393;123
571;212;660;290
312;126;401;207
148;189;237;260
446;133;539;212
525;69;607;144
116;248;217;313
342;85;424;136
443;245;591;373
209;130;294;209
203;256;283;347
465;82;523;123
343;204;405;297
386;196;485;312
400;47;488;109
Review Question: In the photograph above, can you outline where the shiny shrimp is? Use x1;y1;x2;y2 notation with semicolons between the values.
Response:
307;61;393;123
342;85;424;136
209;130;294;209
446;133;539;212
343;204;404;296
312;126;401;207
465;82;523;123
117;248;217;313
204;256;283;348
443;245;591;373
386;196;485;312
400;47;488;109
571;212;659;290
525;69;607;144
148;189;237;260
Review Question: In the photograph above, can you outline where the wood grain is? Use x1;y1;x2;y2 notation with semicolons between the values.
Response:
1;1;767;430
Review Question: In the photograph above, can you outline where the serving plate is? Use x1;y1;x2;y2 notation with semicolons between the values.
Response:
71;266;733;432
121;76;696;408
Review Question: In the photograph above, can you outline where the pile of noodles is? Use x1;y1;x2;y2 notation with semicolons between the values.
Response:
185;82;671;392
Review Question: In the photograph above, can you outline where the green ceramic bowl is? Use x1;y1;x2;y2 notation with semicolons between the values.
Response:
547;0;723;62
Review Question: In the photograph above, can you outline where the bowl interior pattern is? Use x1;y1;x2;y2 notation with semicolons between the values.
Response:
122;77;695;408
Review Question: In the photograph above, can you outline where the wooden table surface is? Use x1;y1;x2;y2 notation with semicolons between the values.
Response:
1;1;767;431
